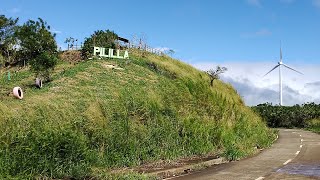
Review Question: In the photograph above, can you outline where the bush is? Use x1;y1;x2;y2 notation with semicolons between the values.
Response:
81;30;118;59
306;119;320;133
29;52;58;81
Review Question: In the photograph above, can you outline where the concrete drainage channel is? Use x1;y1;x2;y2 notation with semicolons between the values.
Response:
148;157;228;179
151;133;280;179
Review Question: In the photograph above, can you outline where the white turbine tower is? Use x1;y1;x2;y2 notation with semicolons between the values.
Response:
263;46;303;106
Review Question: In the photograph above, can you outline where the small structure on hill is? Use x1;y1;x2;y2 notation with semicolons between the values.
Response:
117;36;129;49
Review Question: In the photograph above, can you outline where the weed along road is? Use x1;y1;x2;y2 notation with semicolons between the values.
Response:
170;129;320;180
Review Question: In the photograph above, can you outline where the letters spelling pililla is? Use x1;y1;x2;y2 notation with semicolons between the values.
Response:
93;47;129;59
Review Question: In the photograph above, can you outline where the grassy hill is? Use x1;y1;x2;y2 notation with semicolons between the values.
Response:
0;50;276;179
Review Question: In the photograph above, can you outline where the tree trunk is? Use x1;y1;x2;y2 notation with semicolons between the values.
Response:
6;48;10;63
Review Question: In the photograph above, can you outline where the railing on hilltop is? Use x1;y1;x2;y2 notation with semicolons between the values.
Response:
128;44;166;56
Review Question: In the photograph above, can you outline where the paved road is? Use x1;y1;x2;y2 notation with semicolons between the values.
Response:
170;129;320;180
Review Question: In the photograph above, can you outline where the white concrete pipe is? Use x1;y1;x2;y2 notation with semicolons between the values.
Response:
35;78;42;88
13;87;23;99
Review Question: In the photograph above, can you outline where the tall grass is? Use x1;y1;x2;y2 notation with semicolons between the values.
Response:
306;118;320;133
0;51;275;179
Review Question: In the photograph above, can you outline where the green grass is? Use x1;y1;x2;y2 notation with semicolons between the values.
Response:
306;118;320;133
0;50;276;179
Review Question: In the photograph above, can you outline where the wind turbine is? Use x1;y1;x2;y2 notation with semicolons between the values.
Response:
263;46;303;106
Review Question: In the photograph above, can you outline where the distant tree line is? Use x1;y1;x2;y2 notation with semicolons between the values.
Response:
252;102;320;128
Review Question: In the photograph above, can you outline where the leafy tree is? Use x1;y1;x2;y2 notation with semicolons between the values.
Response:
29;52;58;81
16;18;58;80
0;15;19;65
207;66;227;86
16;18;57;63
81;29;118;59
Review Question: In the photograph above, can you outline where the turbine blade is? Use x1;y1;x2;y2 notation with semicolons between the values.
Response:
263;65;280;77
282;64;303;75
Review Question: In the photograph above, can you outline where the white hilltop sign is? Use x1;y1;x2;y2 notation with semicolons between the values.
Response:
93;47;129;59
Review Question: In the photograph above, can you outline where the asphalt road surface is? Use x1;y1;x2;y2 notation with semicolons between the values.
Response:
170;129;320;180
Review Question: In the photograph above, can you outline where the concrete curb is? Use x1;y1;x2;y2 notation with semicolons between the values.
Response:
149;157;228;179
149;132;280;179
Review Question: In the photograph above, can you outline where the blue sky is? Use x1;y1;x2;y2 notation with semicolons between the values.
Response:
1;0;320;105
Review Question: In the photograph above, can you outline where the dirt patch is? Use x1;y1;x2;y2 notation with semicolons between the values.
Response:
59;50;83;62
101;63;124;70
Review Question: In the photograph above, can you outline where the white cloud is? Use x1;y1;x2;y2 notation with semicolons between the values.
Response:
192;61;320;106
246;0;262;7
58;43;67;51
313;0;320;8
50;29;62;34
220;76;317;106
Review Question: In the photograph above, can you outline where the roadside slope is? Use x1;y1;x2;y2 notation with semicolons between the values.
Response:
0;50;276;179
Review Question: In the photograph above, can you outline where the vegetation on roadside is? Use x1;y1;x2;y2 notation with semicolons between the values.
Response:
0;50;276;179
306;118;320;133
0;14;276;180
252;103;320;133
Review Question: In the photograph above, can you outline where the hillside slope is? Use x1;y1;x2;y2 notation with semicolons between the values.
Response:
0;50;275;179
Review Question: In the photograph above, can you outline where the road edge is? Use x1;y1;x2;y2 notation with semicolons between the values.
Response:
149;130;280;179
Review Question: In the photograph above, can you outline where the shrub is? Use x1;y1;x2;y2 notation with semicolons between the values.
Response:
81;30;118;59
29;52;58;81
306;119;320;133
